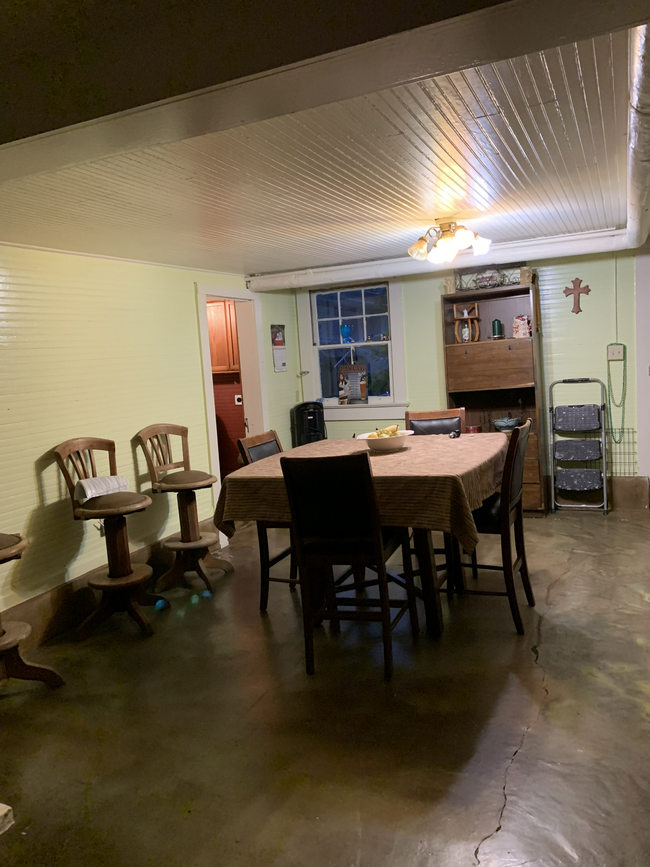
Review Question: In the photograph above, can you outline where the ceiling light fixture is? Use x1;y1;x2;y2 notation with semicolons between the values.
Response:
407;221;491;264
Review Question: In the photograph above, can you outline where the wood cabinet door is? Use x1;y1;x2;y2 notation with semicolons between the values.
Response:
207;301;231;372
446;339;535;392
227;301;240;370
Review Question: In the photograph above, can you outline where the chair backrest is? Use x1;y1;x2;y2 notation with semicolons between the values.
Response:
501;419;532;514
405;408;466;436
281;453;384;565
238;430;283;465
136;423;191;484
53;437;117;511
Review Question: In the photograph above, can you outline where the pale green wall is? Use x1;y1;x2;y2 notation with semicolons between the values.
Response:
259;290;302;448
300;252;637;441
0;244;246;611
534;252;636;430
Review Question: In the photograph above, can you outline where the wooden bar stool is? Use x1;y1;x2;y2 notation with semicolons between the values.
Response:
0;534;64;688
54;438;161;639
136;424;232;593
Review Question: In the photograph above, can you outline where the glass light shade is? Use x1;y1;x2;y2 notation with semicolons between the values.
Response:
472;235;492;256
436;234;459;263
407;236;429;261
453;226;475;250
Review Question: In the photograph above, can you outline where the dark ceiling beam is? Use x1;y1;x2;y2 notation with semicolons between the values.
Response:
1;0;648;184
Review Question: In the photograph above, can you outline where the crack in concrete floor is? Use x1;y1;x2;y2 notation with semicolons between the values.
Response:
473;554;571;866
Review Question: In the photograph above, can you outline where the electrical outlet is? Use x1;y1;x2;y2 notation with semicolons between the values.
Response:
607;344;624;361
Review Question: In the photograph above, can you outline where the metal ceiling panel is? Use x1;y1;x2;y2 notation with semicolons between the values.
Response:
0;30;629;275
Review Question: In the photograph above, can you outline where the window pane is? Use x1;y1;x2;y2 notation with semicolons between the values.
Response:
365;314;390;342
316;292;339;320
340;290;363;317
318;319;341;346
319;348;352;399
364;286;388;315
340;318;363;344
355;344;391;397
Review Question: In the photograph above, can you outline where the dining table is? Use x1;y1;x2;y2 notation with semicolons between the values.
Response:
213;432;508;636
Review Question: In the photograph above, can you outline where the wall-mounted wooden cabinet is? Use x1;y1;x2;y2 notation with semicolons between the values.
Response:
442;279;547;514
207;300;239;372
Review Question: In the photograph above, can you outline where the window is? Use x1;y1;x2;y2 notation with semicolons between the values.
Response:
297;283;406;420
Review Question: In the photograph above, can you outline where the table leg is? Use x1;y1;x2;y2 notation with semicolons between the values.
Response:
412;529;443;637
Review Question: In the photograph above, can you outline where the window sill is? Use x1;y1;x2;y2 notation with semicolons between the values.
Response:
324;403;409;422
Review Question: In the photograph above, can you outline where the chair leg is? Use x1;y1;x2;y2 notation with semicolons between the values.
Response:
377;565;393;681
514;511;535;607
471;549;479;581
298;569;315;675
323;566;340;634
76;595;115;641
443;533;454;598
257;522;271;612
501;530;524;635
125;596;154;638
2;645;65;688
401;537;419;638
194;557;214;594
353;564;366;594
289;530;298;590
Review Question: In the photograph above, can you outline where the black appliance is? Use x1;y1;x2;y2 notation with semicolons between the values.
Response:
290;402;326;448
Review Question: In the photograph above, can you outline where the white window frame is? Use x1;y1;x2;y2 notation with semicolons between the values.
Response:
296;281;407;421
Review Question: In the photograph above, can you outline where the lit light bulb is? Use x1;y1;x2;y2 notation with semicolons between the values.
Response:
407;236;429;261
453;226;475;250
472;235;492;256
436;234;459;263
427;243;448;263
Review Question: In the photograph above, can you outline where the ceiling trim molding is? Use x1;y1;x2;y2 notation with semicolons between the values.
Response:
1;0;649;184
246;229;631;291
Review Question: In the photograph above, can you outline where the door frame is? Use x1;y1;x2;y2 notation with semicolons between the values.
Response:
196;283;270;492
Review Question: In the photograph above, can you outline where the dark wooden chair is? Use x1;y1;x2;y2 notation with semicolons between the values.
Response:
461;419;536;634
404;408;467;593
405;408;466;436
0;533;64;688
281;452;419;681
136;424;232;593
237;430;298;612
54;437;161;639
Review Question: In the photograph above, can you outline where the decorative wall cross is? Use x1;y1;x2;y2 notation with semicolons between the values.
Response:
563;278;590;314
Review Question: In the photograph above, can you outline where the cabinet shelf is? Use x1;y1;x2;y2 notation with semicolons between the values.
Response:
442;281;546;513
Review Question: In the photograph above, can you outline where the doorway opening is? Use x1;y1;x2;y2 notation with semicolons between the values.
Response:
207;299;246;477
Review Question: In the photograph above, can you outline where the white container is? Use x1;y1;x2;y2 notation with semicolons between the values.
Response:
357;430;414;452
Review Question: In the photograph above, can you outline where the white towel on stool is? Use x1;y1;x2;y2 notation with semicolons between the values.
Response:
74;475;129;502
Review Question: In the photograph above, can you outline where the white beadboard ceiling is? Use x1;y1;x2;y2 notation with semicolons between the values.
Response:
0;30;629;276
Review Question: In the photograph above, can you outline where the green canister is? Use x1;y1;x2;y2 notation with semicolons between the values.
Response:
492;318;504;339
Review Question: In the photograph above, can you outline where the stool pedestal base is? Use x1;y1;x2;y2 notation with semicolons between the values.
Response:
157;532;232;593
0;621;64;688
78;563;159;639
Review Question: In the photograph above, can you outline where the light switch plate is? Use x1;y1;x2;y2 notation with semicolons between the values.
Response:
234;394;243;405
607;344;624;361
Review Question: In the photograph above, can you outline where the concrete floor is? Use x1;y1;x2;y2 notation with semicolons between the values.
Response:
2;512;650;866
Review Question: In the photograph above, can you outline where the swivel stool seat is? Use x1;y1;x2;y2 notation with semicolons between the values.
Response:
0;533;64;688
136;424;233;593
54;437;163;639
